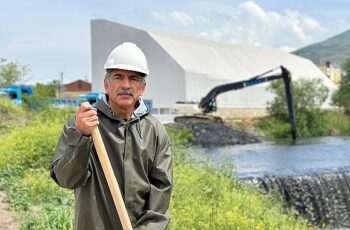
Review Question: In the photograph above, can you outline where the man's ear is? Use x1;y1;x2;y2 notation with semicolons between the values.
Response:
104;79;109;92
140;82;146;95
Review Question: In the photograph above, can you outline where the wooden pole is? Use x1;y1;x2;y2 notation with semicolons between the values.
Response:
91;127;133;230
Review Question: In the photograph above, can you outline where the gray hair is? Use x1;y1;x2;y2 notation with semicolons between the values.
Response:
104;70;146;84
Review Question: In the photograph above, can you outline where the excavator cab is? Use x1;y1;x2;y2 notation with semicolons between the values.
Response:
204;98;217;113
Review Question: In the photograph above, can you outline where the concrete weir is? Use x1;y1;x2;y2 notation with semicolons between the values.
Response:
257;171;350;228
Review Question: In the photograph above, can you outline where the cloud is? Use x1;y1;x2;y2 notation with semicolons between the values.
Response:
231;1;323;47
239;1;272;23
278;46;297;53
149;1;324;50
151;11;193;26
283;9;323;43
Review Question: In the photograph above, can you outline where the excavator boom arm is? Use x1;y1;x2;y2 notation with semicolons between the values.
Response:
198;66;297;140
199;75;282;109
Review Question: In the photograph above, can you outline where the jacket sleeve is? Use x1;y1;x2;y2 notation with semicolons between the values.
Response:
134;124;173;230
50;116;93;189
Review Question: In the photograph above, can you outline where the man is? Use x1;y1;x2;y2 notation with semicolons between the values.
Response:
50;42;173;230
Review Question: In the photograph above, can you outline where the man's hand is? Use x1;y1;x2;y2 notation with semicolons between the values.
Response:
75;102;99;136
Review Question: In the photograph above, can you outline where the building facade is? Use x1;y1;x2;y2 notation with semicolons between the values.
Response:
60;79;91;99
91;19;336;114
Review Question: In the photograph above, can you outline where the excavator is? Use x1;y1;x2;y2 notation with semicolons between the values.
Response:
174;66;297;141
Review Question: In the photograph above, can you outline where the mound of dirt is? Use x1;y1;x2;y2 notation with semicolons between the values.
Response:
168;121;261;147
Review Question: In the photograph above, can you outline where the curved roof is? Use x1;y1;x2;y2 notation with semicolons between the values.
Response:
91;19;336;109
147;30;336;89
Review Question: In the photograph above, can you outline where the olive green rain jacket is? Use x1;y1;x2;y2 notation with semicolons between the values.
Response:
50;96;173;230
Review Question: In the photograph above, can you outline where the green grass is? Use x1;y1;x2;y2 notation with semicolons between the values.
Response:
326;111;350;135
0;98;28;135
0;106;75;230
171;148;311;229
0;168;74;229
0;106;314;229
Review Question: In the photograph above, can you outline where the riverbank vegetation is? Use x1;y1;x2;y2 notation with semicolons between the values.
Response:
332;56;350;115
257;56;350;139
0;103;313;229
256;78;350;139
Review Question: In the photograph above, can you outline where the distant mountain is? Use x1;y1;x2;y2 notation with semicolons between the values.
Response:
293;29;350;68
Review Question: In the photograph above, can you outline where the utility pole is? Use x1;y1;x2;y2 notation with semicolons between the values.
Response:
60;72;64;98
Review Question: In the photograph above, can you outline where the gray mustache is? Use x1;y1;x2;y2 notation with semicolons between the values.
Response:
117;89;134;96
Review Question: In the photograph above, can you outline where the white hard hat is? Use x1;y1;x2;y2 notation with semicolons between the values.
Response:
104;42;149;76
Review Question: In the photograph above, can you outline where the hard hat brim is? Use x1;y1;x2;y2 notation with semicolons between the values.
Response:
104;64;149;76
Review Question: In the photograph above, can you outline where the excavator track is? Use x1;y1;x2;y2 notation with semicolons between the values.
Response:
174;114;224;124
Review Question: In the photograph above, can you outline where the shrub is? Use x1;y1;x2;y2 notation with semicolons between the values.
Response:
256;116;292;139
23;95;53;110
0;107;75;169
0;97;27;125
166;125;194;146
324;111;350;135
0;97;22;115
170;154;312;229
260;78;332;138
332;56;350;114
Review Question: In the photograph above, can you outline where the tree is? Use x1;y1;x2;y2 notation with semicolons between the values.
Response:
23;81;61;110
264;78;330;137
268;78;329;118
34;81;60;97
332;56;350;114
0;59;30;87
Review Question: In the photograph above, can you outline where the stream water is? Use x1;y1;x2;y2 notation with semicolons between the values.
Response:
191;136;350;179
191;136;350;228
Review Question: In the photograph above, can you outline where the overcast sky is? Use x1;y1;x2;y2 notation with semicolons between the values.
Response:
1;0;349;84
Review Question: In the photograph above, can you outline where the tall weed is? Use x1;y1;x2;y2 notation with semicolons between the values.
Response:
170;150;312;229
0;107;75;169
0;107;313;229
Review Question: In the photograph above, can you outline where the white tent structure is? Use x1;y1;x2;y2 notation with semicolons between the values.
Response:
91;19;335;113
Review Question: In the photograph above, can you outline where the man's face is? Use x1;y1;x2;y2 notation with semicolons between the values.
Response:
104;69;146;110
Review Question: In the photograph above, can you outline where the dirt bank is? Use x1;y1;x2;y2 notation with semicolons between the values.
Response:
0;191;19;230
